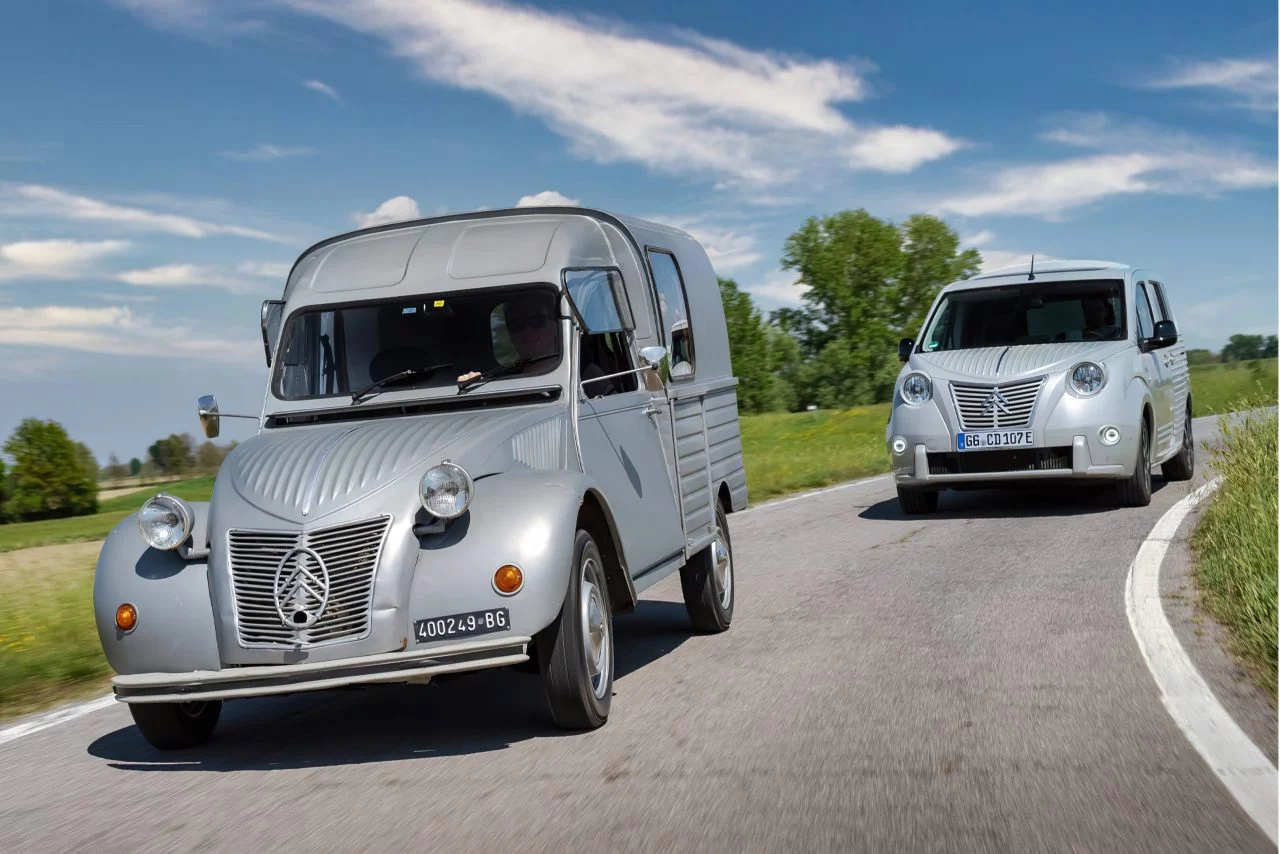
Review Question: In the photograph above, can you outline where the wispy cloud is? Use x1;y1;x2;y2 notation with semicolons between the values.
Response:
0;183;289;241
935;115;1275;219
960;230;996;248
220;143;316;160
353;195;421;227
269;0;962;187
655;216;762;274
0;239;131;281
0;304;259;364
1145;57;1277;112
303;79;340;100
116;263;271;293
516;190;580;207
237;260;292;278
106;0;267;39
743;268;809;306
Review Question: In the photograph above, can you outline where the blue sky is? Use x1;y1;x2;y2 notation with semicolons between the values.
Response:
1;0;1276;465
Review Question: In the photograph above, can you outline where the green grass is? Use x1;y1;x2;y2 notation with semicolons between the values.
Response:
1191;402;1278;698
0;476;215;553
1190;359;1277;417
740;404;890;502
0;560;109;720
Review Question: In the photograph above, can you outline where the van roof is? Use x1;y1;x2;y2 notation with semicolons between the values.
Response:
947;258;1134;292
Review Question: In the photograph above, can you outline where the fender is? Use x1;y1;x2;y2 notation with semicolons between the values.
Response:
93;502;221;675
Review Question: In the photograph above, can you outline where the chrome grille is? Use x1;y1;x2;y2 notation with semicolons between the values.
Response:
949;377;1044;431
227;516;391;649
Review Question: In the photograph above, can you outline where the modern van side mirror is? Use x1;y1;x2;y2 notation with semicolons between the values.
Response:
1148;319;1178;351
898;338;914;362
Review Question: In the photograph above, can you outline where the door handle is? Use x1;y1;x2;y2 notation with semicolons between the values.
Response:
643;405;660;419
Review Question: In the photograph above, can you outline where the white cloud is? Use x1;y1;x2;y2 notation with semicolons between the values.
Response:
960;230;996;248
237;260;292;278
658;217;761;274
0;305;259;364
116;263;267;293
516;190;580;207
353;195;422;227
221;143;316;160
0;239;131;281
274;0;962;185
844;126;965;173
304;79;340;100
974;250;1060;274
743;269;810;306
1145;57;1277;112
0;183;287;242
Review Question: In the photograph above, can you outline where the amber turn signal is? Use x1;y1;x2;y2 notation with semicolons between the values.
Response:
493;565;523;595
115;603;138;632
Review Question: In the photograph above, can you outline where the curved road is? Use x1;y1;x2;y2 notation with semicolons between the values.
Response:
1;416;1273;852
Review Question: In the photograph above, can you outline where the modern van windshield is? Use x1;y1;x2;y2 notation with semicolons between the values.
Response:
273;285;562;401
919;279;1126;353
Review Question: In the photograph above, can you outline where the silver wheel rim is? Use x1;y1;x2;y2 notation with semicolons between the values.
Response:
712;529;733;610
580;557;610;700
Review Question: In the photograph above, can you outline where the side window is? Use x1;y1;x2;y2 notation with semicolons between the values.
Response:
1150;281;1171;321
1145;282;1166;322
1135;283;1155;340
580;331;637;398
646;249;695;379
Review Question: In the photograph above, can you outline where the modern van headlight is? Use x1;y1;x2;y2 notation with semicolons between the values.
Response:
901;372;932;405
137;494;194;550
1069;362;1106;397
420;461;474;519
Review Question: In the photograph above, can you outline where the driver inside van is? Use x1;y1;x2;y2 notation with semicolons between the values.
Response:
1081;296;1121;340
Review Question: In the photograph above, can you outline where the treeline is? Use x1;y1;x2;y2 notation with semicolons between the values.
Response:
0;419;237;524
1186;334;1278;366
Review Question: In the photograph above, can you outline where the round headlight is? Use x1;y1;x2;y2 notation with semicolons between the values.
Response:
1070;362;1105;396
420;462;474;519
137;494;194;551
901;372;932;405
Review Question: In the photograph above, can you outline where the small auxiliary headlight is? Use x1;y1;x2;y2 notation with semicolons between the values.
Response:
115;603;138;633
892;436;908;455
420;461;474;519
1100;426;1122;446
137;494;194;551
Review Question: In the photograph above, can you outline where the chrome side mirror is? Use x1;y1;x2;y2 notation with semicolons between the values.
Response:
197;394;220;438
639;345;668;368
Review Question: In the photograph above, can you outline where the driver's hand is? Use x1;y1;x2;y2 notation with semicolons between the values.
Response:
457;370;481;383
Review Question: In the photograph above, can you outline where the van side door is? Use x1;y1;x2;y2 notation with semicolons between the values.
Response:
1134;281;1174;455
1149;280;1190;452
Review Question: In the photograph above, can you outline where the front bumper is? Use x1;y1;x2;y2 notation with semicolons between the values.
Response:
112;635;531;703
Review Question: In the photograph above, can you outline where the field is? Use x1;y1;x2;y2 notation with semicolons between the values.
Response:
0;363;1274;720
1191;403;1278;697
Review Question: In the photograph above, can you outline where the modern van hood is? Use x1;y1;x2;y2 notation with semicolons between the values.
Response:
913;341;1130;381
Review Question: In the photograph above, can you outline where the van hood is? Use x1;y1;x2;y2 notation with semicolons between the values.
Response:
913;341;1130;382
220;406;569;524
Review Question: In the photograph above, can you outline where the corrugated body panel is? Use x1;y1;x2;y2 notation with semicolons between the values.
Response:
673;397;712;536
916;347;1006;378
917;342;1117;380
511;418;564;469
705;388;747;511
997;342;1106;376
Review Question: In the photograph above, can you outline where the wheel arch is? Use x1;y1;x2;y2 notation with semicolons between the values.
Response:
577;488;637;614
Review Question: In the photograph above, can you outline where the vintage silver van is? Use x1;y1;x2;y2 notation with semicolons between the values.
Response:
886;260;1193;513
93;207;748;748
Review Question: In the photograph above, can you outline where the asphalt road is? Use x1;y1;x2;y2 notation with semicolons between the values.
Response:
1;415;1273;853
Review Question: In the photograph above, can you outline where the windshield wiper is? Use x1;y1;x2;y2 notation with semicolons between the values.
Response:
351;368;435;405
457;354;558;394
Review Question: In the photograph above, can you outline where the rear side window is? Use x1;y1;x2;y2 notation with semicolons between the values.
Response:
1135;283;1156;339
646;249;695;379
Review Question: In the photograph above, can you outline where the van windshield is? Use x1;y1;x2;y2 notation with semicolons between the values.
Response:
273;285;562;401
920;279;1126;353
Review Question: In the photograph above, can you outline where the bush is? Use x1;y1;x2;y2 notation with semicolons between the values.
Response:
3;419;98;521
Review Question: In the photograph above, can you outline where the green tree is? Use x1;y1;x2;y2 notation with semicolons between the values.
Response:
129;457;142;476
896;214;982;339
1264;335;1278;359
3;419;98;520
75;442;99;483
1185;348;1217;367
148;433;196;475
196;441;225;473
718;277;778;413
104;453;129;481
1223;334;1266;362
0;458;9;523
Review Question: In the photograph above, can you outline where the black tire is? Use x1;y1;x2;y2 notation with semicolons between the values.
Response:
897;487;939;515
1161;406;1195;481
1116;418;1153;507
680;502;734;633
537;529;613;730
129;700;221;750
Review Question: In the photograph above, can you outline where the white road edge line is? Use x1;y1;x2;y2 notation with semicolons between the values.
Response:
0;473;896;746
0;694;116;747
1124;477;1278;844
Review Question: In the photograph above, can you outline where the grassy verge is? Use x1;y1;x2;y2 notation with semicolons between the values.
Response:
740;404;890;503
0;476;215;553
1191;402;1278;698
1190;359;1277;417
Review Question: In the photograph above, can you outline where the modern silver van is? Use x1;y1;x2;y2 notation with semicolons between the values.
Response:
93;207;748;748
886;260;1193;513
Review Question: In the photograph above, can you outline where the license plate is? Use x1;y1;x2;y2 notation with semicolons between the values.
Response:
956;430;1035;451
414;608;510;643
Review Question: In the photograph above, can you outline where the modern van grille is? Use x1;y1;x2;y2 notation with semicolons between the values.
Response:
227;516;391;649
949;377;1044;431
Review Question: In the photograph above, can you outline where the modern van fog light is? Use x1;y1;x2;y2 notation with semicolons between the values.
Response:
137;494;194;550
891;436;908;455
420;461;474;519
901;372;932;405
1069;362;1105;396
1100;426;1122;446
